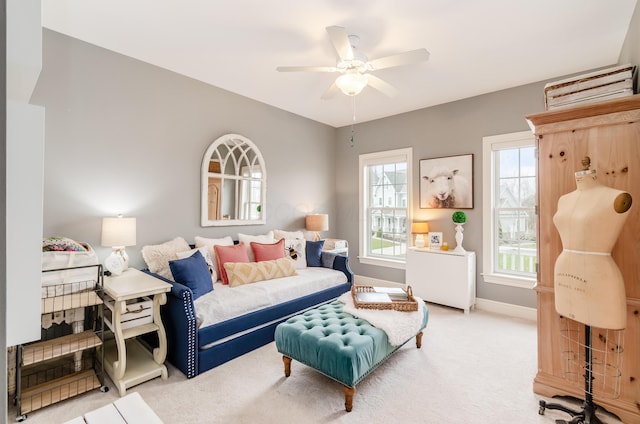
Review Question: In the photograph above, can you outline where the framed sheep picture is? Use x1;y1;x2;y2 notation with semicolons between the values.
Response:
419;154;473;209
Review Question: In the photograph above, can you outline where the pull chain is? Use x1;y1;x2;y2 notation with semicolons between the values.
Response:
349;96;356;148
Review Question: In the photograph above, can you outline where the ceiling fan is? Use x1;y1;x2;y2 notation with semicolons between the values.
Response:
276;25;430;99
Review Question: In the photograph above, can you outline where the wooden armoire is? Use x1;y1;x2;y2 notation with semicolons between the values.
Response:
526;95;640;423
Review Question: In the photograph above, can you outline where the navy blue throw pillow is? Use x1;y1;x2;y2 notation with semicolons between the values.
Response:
169;250;213;299
306;240;325;267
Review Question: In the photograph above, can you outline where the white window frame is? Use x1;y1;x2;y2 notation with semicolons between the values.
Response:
482;131;536;289
358;148;413;270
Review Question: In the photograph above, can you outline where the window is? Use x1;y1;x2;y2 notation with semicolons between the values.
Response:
240;167;262;220
359;148;412;269
482;131;536;288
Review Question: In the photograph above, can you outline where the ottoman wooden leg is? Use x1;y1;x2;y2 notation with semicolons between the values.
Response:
416;331;423;349
343;386;355;412
282;356;292;377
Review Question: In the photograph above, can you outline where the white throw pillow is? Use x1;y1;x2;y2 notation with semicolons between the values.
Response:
238;231;275;261
283;238;307;269
273;229;305;240
176;246;218;283
141;237;191;280
194;235;234;280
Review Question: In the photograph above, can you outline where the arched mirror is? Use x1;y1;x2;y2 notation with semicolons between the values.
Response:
201;134;266;226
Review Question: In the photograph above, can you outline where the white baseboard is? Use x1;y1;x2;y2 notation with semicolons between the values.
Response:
475;297;537;321
354;275;537;321
354;275;403;288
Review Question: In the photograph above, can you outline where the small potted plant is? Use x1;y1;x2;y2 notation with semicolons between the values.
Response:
452;211;466;252
452;211;467;224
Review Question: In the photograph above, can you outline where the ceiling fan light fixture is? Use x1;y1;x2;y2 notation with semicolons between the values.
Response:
336;72;369;96
277;25;429;100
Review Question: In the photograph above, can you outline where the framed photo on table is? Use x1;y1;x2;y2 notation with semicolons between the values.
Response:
428;232;443;250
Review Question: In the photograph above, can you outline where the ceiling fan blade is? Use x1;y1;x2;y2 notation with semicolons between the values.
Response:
366;74;398;97
326;25;354;61
321;82;340;100
367;48;430;70
276;66;337;73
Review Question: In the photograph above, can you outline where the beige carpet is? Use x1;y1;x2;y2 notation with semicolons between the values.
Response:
8;303;624;423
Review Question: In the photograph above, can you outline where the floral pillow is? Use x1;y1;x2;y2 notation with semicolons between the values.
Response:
42;237;90;252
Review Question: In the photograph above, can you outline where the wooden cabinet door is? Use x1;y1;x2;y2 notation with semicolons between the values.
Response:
527;95;640;424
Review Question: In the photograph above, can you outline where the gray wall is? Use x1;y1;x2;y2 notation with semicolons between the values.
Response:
333;0;640;309
620;0;640;65
334;82;546;308
31;2;640;309
31;30;338;270
1;0;6;415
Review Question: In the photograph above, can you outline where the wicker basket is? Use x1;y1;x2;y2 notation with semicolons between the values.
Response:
351;285;419;312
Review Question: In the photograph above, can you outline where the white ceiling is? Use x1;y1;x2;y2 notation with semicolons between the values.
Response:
41;0;637;128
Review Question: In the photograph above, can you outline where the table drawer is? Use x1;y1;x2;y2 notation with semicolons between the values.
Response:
104;297;153;331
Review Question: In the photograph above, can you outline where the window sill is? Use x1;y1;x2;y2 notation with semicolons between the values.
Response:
358;256;406;270
482;272;536;289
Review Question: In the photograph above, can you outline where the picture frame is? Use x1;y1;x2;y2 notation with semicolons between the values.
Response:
428;232;443;250
419;154;473;209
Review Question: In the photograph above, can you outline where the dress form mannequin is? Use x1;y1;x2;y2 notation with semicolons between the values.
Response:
552;163;632;329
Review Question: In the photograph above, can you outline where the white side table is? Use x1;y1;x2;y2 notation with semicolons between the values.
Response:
102;268;171;396
406;247;476;313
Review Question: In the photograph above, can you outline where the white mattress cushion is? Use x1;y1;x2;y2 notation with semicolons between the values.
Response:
193;267;347;328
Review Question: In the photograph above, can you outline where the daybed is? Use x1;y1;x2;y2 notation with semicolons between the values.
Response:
141;234;353;378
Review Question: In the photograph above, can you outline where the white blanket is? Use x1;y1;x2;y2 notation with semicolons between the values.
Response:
194;267;347;328
338;291;426;346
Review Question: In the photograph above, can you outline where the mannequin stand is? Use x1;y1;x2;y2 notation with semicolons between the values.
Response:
538;325;605;424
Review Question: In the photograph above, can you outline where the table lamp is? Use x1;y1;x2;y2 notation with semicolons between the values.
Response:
306;214;329;241
412;222;429;248
101;215;136;275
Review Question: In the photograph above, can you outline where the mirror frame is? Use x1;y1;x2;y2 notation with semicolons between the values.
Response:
200;134;266;226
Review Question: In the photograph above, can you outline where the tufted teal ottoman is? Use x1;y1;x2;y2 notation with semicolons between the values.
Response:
274;300;428;412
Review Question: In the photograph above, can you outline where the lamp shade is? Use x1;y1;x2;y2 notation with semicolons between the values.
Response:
411;222;429;234
306;214;329;232
101;216;137;247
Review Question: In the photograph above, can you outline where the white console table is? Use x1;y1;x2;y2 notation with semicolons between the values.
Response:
405;247;476;314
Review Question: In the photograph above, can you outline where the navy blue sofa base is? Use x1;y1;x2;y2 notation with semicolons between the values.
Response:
197;282;351;374
143;253;353;378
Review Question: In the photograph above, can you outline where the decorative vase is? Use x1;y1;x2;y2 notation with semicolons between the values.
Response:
454;223;465;252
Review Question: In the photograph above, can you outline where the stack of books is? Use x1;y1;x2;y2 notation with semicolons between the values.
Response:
355;287;409;303
544;64;637;110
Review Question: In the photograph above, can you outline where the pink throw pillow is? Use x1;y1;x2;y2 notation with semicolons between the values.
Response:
251;239;285;262
214;243;250;285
